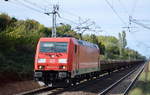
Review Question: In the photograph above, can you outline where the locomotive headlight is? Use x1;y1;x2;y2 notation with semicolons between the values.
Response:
38;65;45;69
38;59;46;63
58;59;67;63
62;66;66;69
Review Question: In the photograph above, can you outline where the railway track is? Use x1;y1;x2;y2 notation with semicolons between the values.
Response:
16;63;145;95
15;86;52;95
99;63;145;95
56;64;144;95
16;86;69;95
16;76;104;95
15;72;114;95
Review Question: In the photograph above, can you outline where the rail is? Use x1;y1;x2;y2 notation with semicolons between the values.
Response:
98;63;145;95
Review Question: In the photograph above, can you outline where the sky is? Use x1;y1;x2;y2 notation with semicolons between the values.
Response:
0;0;150;57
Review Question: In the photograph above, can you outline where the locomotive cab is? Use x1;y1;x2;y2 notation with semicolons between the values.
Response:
34;37;74;86
36;41;68;71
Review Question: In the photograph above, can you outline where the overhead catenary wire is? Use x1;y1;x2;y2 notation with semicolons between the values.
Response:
59;12;79;22
59;17;79;25
129;16;150;30
58;11;92;26
60;10;95;28
59;0;93;26
60;10;98;30
3;0;101;35
115;0;142;33
10;0;53;14
104;0;128;26
103;0;148;56
1;0;101;37
60;9;80;18
0;0;20;12
6;0;91;27
59;17;98;34
1;0;52;24
15;0;44;13
22;0;46;11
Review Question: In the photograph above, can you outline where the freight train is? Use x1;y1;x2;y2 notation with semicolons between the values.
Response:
34;37;143;87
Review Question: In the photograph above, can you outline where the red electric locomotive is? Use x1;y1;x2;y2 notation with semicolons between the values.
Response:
34;37;100;87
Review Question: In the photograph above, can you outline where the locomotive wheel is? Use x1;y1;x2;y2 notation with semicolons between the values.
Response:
71;79;78;86
65;79;72;87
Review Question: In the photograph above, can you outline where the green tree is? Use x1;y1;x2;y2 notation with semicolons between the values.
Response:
56;24;80;38
118;31;127;59
97;36;120;59
83;34;105;55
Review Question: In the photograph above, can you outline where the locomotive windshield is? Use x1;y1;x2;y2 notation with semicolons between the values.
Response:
40;42;68;53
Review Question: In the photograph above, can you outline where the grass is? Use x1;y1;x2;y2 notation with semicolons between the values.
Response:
129;65;150;95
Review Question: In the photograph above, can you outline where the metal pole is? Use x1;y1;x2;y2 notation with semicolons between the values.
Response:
52;5;57;37
45;5;59;37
